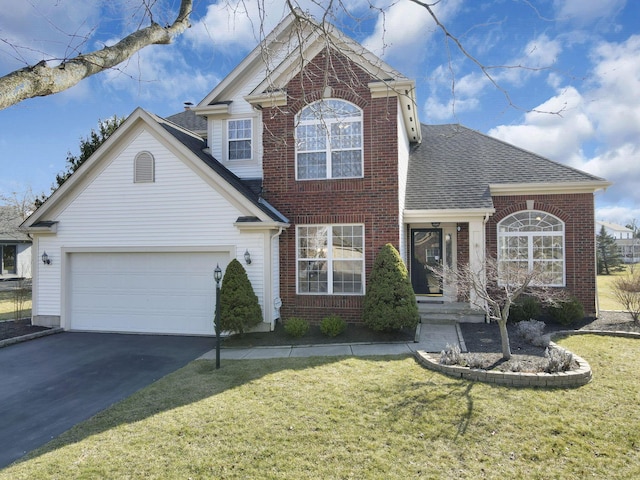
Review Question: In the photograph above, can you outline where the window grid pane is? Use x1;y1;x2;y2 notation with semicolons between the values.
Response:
498;211;565;286
295;100;362;180
228;119;252;160
297;225;364;295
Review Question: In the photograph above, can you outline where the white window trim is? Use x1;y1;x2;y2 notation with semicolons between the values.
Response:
296;224;365;295
226;118;253;162
295;100;364;181
497;210;566;287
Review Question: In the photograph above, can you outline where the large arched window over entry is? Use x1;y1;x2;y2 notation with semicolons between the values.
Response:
295;99;363;180
497;211;565;286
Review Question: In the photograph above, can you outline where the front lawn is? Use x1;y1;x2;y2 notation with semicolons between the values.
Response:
2;335;639;479
0;290;31;321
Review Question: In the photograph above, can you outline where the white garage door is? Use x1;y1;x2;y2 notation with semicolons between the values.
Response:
68;251;228;335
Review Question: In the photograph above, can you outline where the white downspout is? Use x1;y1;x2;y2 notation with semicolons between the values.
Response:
269;227;285;330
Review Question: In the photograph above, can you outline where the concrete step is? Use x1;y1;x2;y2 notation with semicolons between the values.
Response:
417;301;486;324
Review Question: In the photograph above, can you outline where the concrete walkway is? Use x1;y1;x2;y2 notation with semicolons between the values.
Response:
199;322;465;361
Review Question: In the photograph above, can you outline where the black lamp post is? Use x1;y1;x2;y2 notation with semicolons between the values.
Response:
214;263;223;369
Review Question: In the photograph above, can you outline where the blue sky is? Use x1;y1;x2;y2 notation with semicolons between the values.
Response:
1;0;638;225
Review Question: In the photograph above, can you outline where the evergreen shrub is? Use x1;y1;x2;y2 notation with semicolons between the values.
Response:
284;317;309;338
219;259;262;335
509;296;542;323
548;297;584;326
363;243;419;331
320;315;347;337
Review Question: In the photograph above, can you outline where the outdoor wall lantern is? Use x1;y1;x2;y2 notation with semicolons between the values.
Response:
244;249;252;265
457;224;462;232
214;264;223;369
41;252;51;265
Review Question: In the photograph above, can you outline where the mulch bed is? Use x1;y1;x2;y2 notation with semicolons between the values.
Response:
457;310;640;371
0;318;50;341
2;311;637;370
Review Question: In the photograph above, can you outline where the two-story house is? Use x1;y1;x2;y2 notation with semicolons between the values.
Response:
22;11;609;334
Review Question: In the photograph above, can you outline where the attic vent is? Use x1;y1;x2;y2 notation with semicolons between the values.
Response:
134;151;155;183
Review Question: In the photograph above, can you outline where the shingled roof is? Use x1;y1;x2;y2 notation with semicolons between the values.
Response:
165;109;207;133
406;124;608;211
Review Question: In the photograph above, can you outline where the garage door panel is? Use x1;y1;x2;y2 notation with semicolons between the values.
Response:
69;252;227;335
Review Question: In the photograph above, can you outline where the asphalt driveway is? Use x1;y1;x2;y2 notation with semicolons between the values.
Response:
0;332;214;469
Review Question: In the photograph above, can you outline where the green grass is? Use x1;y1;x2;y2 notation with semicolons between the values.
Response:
0;290;31;321
598;266;633;310
2;335;639;479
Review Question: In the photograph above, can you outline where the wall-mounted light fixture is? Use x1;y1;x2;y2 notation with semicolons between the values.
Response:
41;252;51;265
244;249;252;265
457;224;462;232
431;222;440;228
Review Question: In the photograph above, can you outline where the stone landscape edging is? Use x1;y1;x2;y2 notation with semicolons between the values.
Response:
415;329;639;388
0;327;63;348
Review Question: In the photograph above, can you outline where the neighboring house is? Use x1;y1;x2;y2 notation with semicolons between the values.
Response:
0;206;32;279
596;220;640;263
22;12;610;334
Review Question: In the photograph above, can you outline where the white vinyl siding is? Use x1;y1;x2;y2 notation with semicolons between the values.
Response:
34;128;273;326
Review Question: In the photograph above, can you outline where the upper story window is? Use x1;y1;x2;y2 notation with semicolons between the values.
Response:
228;119;252;160
134;151;155;183
497;211;565;287
295;99;363;180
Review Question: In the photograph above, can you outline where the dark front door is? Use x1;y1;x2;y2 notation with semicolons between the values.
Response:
411;229;443;295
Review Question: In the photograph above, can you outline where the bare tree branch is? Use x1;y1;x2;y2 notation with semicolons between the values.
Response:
408;0;565;116
0;0;193;110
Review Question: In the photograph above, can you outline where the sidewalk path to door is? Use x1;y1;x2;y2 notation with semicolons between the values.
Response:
199;322;465;361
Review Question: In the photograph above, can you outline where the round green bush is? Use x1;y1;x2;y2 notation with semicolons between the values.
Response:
548;297;585;326
509;296;542;323
284;317;309;338
320;315;347;337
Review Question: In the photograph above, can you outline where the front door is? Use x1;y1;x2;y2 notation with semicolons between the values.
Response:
411;229;443;296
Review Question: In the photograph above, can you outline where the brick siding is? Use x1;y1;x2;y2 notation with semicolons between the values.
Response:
486;194;597;316
262;49;401;323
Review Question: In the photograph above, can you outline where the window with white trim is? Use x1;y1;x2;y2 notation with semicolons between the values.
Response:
227;119;252;160
297;224;364;294
497;211;565;286
134;151;154;183
295;99;363;180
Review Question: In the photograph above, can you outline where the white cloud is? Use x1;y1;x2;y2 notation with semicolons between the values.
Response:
101;43;218;105
596;204;640;226
361;0;463;64
488;86;594;167
488;33;640;217
554;0;627;27
0;0;102;71
496;34;563;86
184;0;322;52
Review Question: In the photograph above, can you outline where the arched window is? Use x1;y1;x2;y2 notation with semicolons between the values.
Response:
295;99;363;180
497;211;565;286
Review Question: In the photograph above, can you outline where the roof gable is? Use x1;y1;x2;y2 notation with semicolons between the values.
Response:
23;108;287;229
193;10;420;142
406;124;611;211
